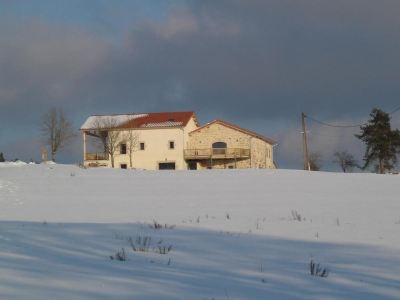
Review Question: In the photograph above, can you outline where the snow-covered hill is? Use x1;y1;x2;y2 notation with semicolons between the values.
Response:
0;165;399;299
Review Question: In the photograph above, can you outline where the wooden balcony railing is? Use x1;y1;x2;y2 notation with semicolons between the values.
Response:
184;148;250;160
85;153;108;161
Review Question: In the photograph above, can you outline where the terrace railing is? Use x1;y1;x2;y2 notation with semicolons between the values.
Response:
184;148;250;160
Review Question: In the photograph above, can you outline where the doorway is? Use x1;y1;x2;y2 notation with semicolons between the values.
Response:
188;161;197;170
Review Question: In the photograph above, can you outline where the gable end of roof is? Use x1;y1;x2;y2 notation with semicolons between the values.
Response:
189;119;276;145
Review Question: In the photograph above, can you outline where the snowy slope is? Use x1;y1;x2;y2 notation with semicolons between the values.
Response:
0;165;399;299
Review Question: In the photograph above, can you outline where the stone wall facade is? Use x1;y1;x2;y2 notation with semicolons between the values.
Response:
188;122;274;169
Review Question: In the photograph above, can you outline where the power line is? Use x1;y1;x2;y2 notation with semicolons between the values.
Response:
306;105;400;129
306;115;363;128
308;132;353;139
298;106;400;170
389;105;400;115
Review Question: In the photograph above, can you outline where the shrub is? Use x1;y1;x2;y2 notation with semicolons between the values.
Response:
291;210;303;221
310;260;329;277
129;236;152;252
151;220;163;229
110;248;127;261
157;245;172;255
149;220;175;229
127;234;174;255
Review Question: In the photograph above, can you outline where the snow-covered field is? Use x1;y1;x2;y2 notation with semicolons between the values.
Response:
0;164;399;299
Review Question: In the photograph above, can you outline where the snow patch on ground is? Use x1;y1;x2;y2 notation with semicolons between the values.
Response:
0;160;27;168
0;165;399;299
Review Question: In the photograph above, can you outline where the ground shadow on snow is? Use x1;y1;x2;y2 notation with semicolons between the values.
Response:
0;221;399;300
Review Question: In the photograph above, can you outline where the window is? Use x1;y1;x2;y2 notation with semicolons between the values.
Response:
159;162;175;170
169;141;175;149
120;143;127;154
212;142;227;155
212;142;227;149
140;142;145;150
120;164;127;169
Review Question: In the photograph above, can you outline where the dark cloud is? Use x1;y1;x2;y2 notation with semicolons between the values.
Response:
1;0;400;167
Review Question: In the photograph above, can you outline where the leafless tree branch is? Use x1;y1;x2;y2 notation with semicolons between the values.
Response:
41;108;75;161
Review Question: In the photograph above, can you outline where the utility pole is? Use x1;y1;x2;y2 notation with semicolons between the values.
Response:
301;112;310;171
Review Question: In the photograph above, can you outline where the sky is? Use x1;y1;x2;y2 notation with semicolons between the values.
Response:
1;0;400;170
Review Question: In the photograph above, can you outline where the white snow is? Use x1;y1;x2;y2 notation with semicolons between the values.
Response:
40;160;56;165
0;165;399;299
80;114;148;130
0;160;27;168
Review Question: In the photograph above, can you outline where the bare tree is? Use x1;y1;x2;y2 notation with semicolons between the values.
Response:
92;117;122;168
124;130;139;168
333;151;358;173
309;152;322;171
41;108;74;161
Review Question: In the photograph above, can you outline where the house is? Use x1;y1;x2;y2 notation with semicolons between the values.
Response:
80;111;276;170
81;112;198;170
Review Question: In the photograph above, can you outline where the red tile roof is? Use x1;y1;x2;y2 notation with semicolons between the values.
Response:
120;111;198;129
189;119;276;145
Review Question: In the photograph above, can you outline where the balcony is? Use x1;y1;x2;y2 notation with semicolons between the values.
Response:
85;152;108;161
184;148;250;160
